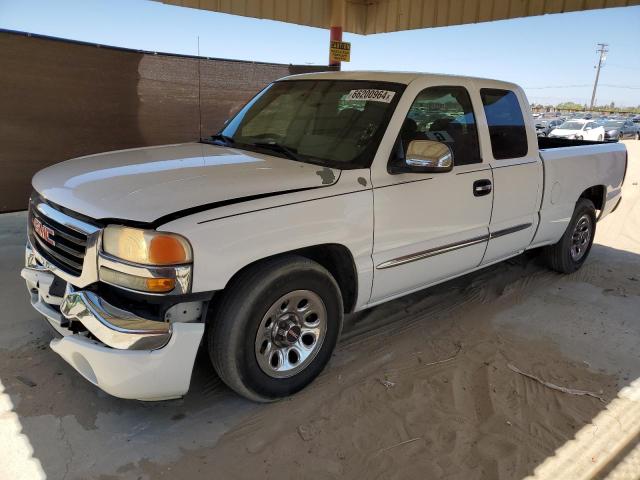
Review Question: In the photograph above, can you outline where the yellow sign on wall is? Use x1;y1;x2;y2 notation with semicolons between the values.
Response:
330;41;351;62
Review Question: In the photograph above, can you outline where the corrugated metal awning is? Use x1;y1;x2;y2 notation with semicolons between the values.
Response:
158;0;640;34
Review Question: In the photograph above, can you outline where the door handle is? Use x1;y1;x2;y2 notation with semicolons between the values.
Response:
473;179;492;197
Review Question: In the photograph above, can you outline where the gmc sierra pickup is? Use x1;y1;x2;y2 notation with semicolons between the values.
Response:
22;72;627;402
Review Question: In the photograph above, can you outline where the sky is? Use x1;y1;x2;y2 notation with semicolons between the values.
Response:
1;0;639;107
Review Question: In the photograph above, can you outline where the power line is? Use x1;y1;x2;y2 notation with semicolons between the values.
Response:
600;84;640;90
524;84;640;90
525;84;591;89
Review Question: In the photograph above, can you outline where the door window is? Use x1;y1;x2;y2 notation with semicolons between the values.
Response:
480;89;528;159
399;86;481;165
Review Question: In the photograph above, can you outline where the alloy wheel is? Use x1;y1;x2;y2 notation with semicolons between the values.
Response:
254;290;327;378
570;214;592;261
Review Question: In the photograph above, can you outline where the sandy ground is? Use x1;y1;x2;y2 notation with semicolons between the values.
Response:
1;141;639;480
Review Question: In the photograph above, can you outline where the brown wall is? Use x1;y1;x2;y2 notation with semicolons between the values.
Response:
0;31;329;212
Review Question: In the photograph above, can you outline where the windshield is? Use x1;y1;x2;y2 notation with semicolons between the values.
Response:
605;121;624;128
217;80;405;169
558;121;585;130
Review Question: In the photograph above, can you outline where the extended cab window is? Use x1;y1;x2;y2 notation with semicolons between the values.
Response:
400;86;481;165
480;88;528;159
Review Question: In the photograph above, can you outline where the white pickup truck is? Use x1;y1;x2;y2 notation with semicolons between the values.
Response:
22;72;627;402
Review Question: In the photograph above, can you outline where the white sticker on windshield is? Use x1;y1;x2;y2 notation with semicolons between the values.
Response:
345;89;396;103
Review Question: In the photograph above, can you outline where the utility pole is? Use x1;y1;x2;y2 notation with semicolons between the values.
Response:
589;43;608;110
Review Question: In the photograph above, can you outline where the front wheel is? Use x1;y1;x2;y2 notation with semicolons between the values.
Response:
208;255;343;402
544;198;596;273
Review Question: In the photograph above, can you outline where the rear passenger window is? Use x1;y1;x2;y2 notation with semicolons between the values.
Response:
480;88;528;159
399;86;481;165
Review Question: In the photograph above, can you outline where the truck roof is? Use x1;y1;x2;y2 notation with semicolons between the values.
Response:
280;70;520;90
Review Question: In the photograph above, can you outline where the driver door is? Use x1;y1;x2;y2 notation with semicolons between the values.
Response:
369;84;493;303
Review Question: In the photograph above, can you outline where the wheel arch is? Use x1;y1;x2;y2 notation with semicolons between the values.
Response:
214;243;359;314
579;185;605;212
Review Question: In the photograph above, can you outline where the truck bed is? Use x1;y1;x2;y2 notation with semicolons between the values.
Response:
531;139;627;249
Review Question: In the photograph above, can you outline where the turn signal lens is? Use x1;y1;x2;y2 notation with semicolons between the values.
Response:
149;235;190;265
144;277;176;293
102;226;192;265
99;267;176;293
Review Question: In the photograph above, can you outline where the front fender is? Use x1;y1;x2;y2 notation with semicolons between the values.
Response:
159;170;374;310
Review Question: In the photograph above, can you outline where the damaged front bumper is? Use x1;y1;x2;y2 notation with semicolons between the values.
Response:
22;243;205;401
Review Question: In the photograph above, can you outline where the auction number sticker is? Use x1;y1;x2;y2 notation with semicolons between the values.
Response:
345;89;396;103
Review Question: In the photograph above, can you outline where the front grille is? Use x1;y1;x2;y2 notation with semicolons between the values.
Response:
29;203;88;276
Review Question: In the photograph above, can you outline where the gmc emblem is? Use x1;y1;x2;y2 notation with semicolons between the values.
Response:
32;217;56;246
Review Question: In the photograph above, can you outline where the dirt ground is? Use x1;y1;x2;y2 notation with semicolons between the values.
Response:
1;141;639;480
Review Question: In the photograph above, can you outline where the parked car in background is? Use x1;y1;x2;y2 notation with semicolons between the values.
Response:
602;120;640;141
549;119;605;141
633;115;640;124
535;118;564;136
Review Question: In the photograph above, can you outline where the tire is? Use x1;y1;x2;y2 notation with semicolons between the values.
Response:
207;255;343;402
544;198;596;274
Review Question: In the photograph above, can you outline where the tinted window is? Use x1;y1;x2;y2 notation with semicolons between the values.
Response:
399;86;481;165
480;88;528;159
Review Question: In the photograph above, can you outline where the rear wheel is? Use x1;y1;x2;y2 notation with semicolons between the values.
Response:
544;198;596;273
207;255;343;402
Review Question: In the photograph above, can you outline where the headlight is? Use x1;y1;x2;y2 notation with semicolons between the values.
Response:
100;226;192;294
102;226;192;265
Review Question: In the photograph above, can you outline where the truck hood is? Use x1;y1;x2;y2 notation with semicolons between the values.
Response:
33;143;340;223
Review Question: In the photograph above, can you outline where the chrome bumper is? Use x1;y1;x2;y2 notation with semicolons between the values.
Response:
61;290;171;350
22;248;171;351
22;243;205;400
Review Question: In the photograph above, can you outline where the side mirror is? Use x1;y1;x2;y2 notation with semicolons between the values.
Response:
390;140;453;174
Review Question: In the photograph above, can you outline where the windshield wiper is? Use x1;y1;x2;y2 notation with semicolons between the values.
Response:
201;133;235;146
251;141;303;162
